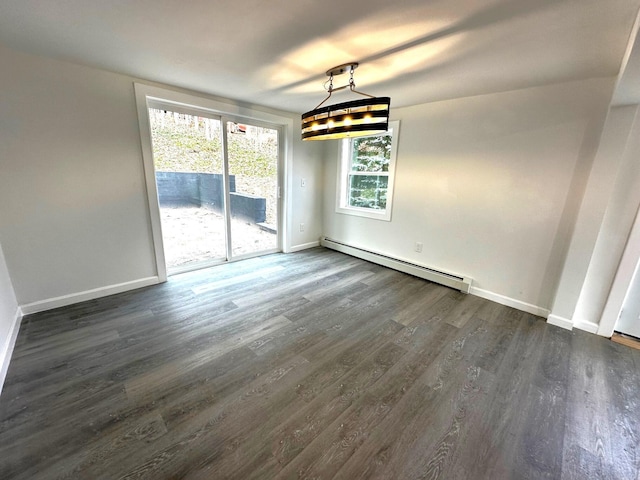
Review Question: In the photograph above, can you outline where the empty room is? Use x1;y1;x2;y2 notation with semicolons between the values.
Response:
1;1;640;478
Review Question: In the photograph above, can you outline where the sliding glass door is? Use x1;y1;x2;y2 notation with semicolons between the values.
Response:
147;103;281;275
226;121;279;257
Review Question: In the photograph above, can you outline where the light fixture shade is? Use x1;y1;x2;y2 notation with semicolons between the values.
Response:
301;97;390;141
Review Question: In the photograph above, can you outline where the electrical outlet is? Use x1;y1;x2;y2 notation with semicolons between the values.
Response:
301;178;307;187
300;223;305;232
415;242;423;253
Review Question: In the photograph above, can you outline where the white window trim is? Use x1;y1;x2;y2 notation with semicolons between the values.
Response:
335;120;400;221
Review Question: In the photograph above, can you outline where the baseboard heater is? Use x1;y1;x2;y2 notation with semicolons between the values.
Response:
320;237;472;293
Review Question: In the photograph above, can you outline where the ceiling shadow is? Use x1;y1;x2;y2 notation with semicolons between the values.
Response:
267;0;558;95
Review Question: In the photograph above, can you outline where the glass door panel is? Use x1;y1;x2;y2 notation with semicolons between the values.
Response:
226;121;279;257
148;108;227;271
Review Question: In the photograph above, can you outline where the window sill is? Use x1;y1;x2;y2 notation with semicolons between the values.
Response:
335;205;391;221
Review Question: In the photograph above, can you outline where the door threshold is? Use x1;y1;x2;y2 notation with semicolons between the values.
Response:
611;332;640;351
168;258;228;276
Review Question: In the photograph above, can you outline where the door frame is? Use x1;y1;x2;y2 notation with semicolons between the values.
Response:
134;83;291;282
599;204;640;336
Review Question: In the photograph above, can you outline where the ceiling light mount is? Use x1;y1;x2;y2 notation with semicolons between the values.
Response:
326;62;358;77
301;62;390;141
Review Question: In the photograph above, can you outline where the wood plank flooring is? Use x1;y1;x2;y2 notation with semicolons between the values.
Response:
612;333;640;351
1;247;639;479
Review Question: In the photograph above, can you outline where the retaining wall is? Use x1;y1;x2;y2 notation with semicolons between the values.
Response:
156;172;265;223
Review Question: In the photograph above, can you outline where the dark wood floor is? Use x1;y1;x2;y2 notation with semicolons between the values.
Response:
1;248;639;479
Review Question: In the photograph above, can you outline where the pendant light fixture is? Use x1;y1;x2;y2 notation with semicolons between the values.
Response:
301;63;390;141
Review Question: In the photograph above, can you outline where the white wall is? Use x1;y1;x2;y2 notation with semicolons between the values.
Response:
0;244;18;337
0;241;20;392
0;44;324;308
289;132;324;250
0;44;157;306
323;78;614;314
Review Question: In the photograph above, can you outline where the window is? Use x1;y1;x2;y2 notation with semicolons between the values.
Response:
336;120;399;221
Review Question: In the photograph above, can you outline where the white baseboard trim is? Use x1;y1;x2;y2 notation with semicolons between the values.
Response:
469;287;551;318
1;307;23;395
547;314;574;331
288;241;320;253
546;314;600;334
573;319;599;334
20;276;160;315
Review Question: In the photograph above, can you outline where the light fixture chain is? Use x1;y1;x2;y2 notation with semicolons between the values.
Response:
349;65;356;91
327;73;334;93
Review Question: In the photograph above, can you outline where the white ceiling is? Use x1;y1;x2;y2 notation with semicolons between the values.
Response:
1;0;639;113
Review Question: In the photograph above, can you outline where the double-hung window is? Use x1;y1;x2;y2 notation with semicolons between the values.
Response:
336;120;399;221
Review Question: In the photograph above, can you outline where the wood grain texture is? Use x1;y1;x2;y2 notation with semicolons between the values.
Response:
611;333;640;350
1;247;639;479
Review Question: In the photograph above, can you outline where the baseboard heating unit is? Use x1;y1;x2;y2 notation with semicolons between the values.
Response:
320;237;473;293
